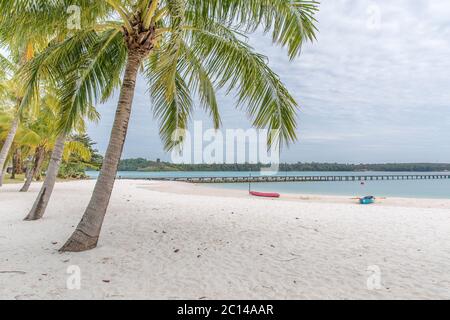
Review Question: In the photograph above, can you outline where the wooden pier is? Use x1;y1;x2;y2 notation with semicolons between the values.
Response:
139;174;450;184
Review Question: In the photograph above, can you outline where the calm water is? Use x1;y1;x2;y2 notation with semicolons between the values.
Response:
86;171;450;199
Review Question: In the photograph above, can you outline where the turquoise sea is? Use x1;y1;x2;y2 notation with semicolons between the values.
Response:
86;171;450;199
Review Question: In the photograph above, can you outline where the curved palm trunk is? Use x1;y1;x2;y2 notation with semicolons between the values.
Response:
60;53;142;252
0;116;20;187
10;150;16;179
20;147;45;192
25;134;66;221
20;165;34;192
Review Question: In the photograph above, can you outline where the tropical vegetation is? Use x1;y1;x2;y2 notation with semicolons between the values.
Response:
0;106;101;185
117;159;450;172
0;0;319;252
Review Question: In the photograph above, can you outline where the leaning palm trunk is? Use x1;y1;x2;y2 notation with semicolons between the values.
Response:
20;165;33;192
20;147;45;192
0;116;20;187
60;52;142;252
25;134;66;221
11;148;22;179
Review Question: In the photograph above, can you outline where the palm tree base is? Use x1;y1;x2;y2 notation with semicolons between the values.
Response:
23;215;39;221
59;229;99;252
24;188;47;221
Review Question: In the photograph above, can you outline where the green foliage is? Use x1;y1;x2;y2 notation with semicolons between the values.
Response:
3;0;322;181
58;162;89;179
119;158;153;171
58;134;102;179
7;0;319;150
117;159;450;173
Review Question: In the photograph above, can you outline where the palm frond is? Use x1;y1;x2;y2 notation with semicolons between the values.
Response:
186;0;319;59
58;29;126;134
20;130;42;146
146;52;193;150
63;140;92;162
0;0;111;47
186;26;298;146
17;30;100;116
179;40;221;129
0;53;16;77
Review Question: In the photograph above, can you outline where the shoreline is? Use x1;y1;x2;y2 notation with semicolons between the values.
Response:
8;176;449;208
2;180;450;299
139;180;450;210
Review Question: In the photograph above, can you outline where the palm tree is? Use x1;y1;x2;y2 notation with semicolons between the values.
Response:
0;42;59;186
0;108;16;178
17;74;100;217
18;101;95;193
0;53;21;186
18;102;59;192
0;99;95;192
23;105;99;220
17;34;104;220
10;147;24;179
0;1;103;186
8;0;319;252
0;1;104;219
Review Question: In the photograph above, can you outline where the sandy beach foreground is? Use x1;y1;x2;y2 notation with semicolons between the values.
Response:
1;180;449;300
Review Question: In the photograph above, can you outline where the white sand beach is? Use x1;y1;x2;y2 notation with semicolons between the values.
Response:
1;180;450;300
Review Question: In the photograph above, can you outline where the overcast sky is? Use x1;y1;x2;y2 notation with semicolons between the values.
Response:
88;0;450;163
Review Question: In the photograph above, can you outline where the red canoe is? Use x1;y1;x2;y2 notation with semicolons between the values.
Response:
250;191;280;198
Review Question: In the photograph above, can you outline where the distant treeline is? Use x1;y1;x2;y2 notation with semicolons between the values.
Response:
118;158;450;172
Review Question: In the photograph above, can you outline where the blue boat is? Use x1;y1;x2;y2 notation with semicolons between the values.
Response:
360;196;375;205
